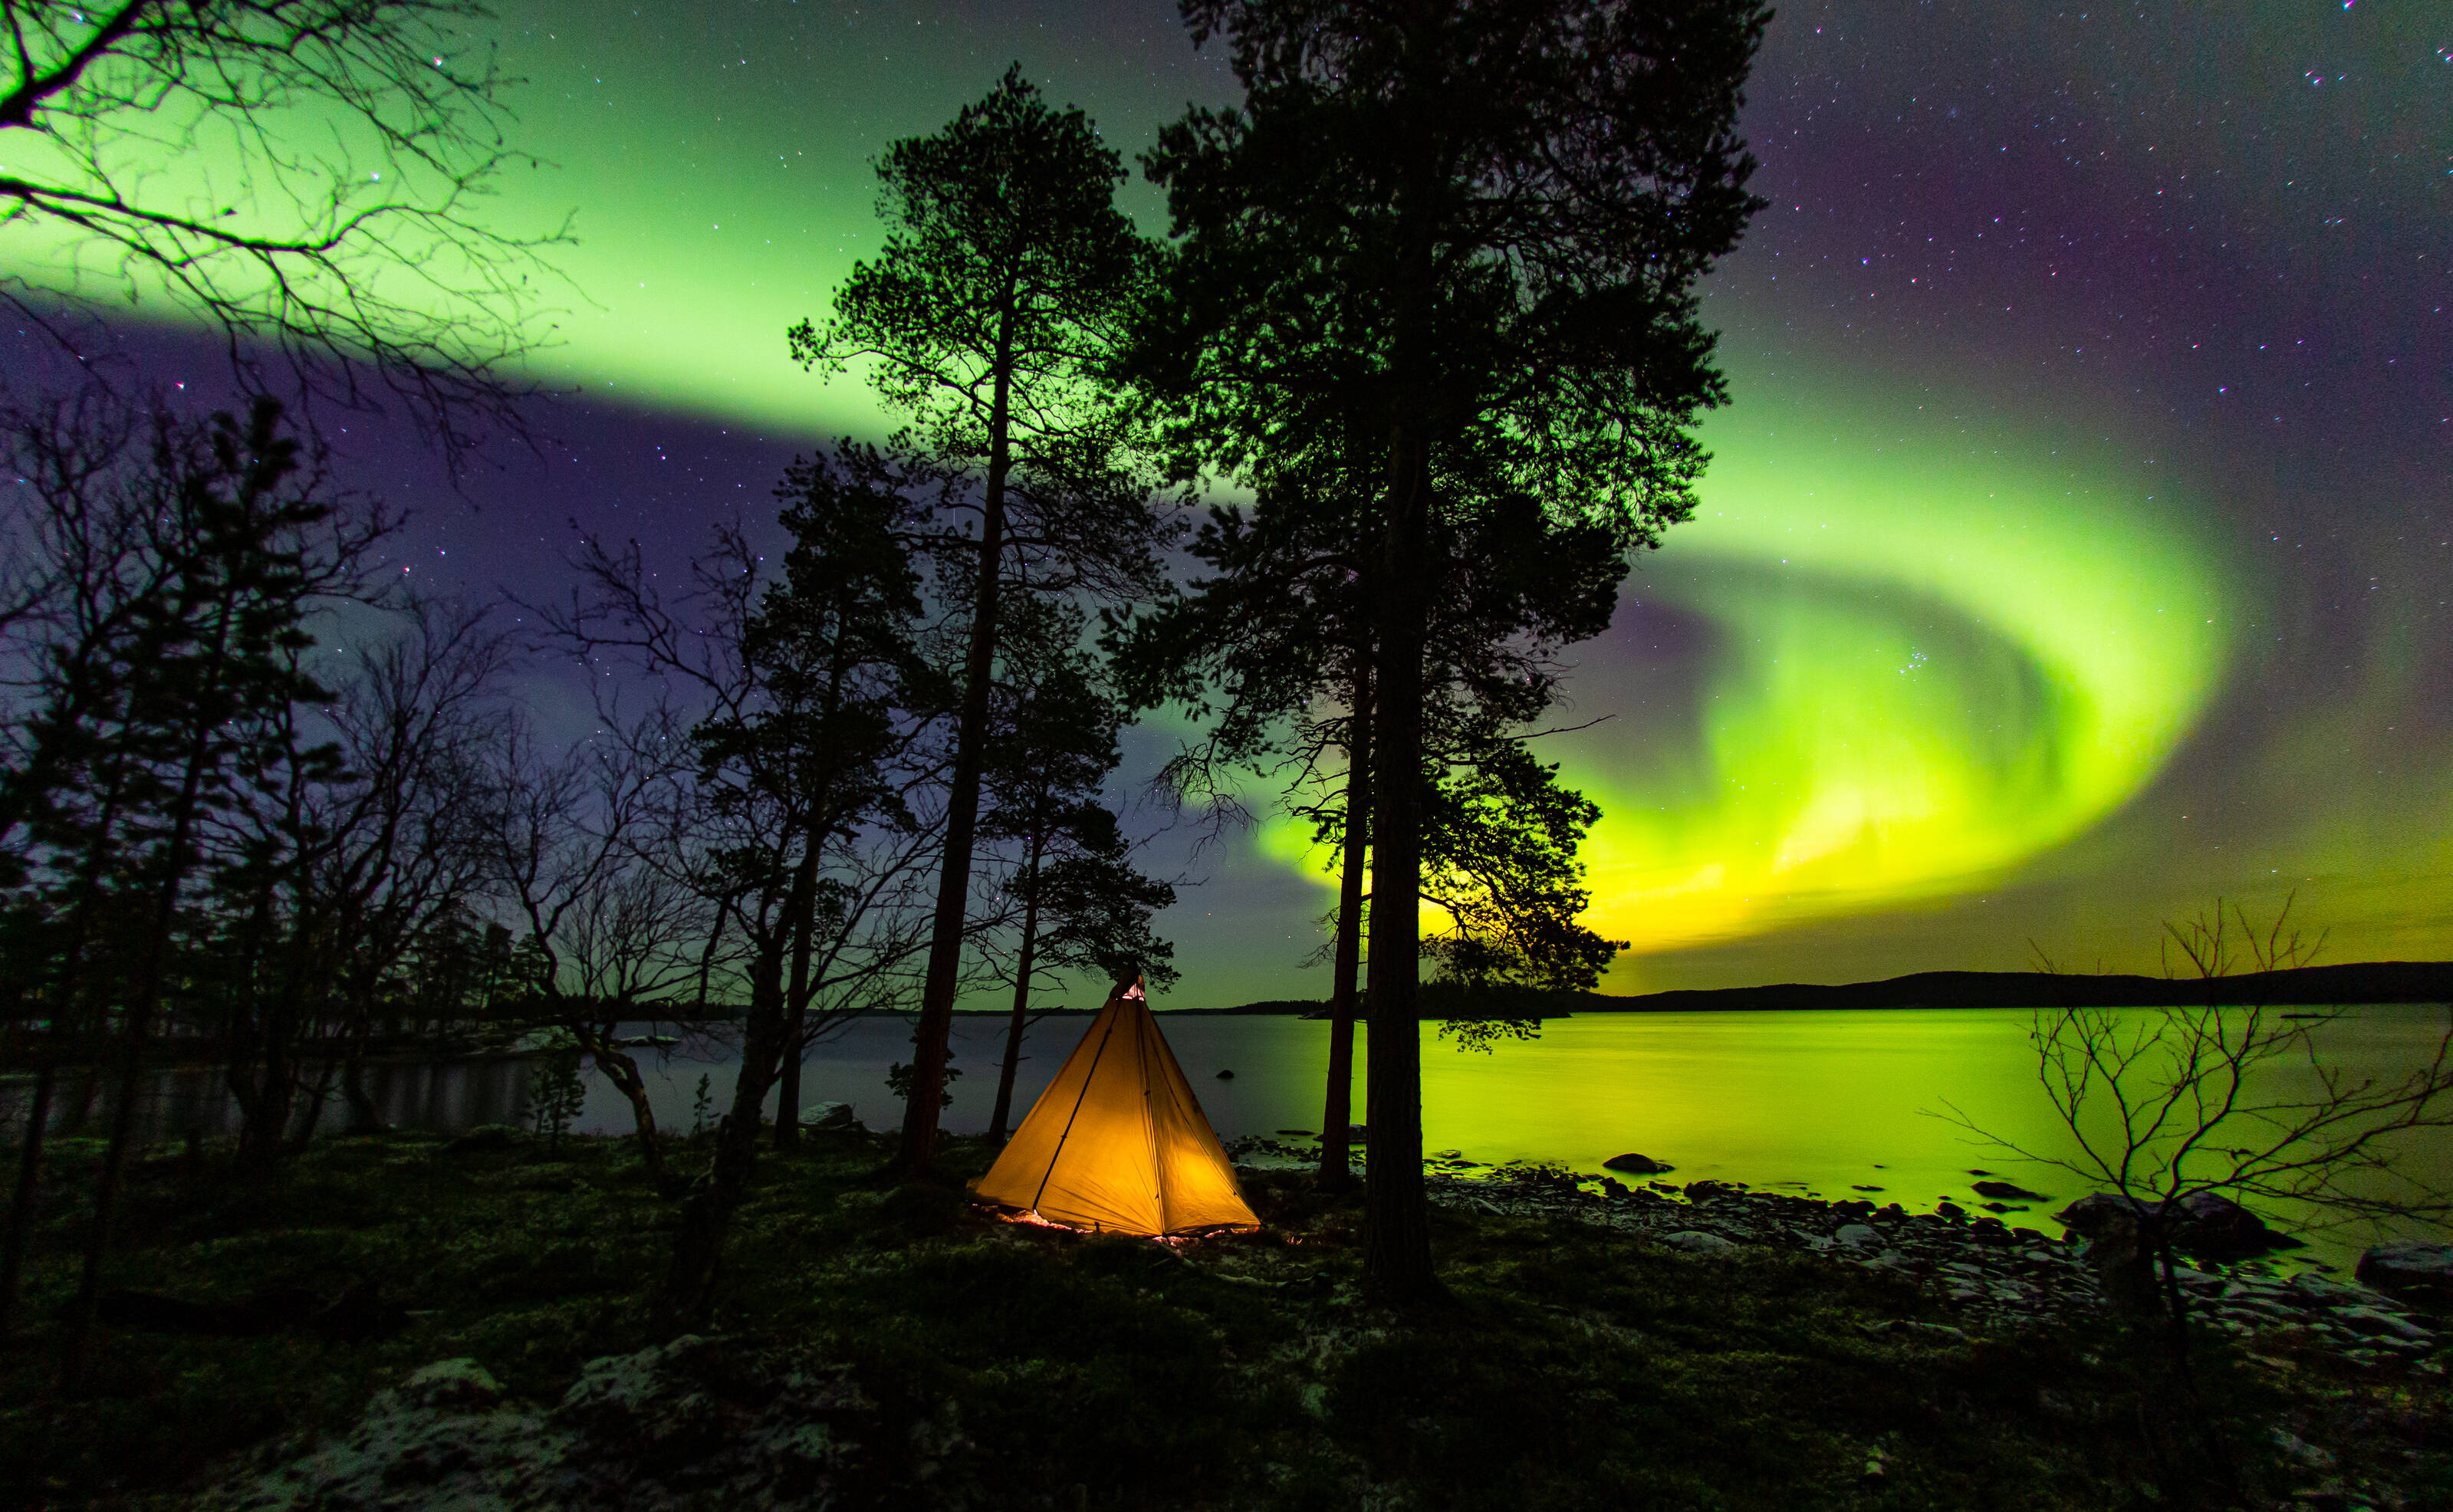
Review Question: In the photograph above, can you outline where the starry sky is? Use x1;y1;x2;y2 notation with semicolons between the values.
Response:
8;1;2449;1002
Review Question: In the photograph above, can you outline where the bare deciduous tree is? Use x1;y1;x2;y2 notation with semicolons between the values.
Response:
1945;896;2453;1506
2;0;567;455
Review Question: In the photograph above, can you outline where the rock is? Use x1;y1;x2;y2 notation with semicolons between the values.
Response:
801;1103;856;1130
1682;1179;1744;1204
2169;1191;2295;1258
2332;1306;2433;1344
1967;1218;2013;1246
400;1358;507;1412
1833;1224;1880;1248
1215;1069;1235;1080
1971;1180;2048;1201
2053;1190;2295;1257
1603;1152;1672;1175
1933;1201;1968;1221
2354;1242;2453;1303
1661;1231;1738;1257
2052;1192;2152;1238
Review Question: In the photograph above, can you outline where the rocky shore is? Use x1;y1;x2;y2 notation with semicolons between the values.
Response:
1412;1165;2446;1372
1228;1137;2449;1372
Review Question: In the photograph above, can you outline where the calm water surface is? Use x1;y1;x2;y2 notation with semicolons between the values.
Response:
18;1005;2447;1268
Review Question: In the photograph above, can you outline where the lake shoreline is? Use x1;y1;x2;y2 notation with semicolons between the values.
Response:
5;1126;2439;1509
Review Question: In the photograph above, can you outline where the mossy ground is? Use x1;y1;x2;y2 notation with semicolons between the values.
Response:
1;1129;2443;1510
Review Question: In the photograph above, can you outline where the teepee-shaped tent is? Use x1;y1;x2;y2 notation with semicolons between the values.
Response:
971;978;1258;1236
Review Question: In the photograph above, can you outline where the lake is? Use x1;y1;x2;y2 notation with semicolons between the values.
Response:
15;1004;2448;1270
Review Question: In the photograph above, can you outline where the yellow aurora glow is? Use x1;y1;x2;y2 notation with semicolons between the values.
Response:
1260;378;2234;968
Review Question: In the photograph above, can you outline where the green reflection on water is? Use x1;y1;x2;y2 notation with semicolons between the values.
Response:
1150;1006;2451;1273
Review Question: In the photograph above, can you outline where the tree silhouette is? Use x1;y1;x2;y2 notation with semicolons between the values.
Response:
979;593;1175;1143
790;66;1172;1178
1149;0;1767;1302
538;442;936;1324
0;1;565;456
5;396;393;1382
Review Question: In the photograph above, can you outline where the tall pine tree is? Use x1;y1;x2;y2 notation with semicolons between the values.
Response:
1146;0;1768;1300
791;67;1172;1177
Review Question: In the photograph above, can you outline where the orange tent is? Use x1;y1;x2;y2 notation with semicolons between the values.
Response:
971;978;1259;1236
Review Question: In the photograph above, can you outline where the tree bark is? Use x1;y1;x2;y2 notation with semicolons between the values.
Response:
654;901;796;1328
898;329;1015;1178
988;837;1044;1144
1363;426;1437;1308
774;846;821;1152
1318;663;1372;1191
580;1027;666;1181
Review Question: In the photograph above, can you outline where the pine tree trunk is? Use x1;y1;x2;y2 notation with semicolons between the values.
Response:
988;840;1044;1145
774;854;820;1152
899;342;1015;1178
1363;430;1437;1307
1318;665;1372;1191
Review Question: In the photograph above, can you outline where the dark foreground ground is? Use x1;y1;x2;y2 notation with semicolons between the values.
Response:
1;1128;2445;1510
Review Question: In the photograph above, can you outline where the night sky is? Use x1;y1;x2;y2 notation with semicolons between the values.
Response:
9;2;2449;1002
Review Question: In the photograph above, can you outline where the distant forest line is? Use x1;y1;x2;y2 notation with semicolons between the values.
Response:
625;960;2453;1021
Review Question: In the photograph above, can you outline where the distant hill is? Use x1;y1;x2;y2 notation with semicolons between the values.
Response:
1593;961;2453;1012
1187;961;2453;1017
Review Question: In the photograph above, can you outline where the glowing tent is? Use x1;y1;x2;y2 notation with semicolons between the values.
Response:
971;978;1259;1237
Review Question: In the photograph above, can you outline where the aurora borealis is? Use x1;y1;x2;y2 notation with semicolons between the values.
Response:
7;1;2448;1000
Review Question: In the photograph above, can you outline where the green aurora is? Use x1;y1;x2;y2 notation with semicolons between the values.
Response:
6;1;2445;994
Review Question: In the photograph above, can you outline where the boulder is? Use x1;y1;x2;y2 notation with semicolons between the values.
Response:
2168;1192;2298;1258
2356;1242;2453;1303
1833;1224;1880;1248
1603;1158;1653;1181
2053;1189;2296;1257
1682;1179;1744;1204
801;1103;856;1130
1970;1180;2048;1201
2053;1192;2153;1238
1661;1231;1738;1257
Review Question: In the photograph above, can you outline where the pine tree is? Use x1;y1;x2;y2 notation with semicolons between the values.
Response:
790;67;1172;1178
1145;0;1768;1302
